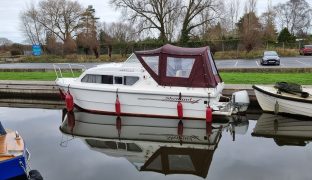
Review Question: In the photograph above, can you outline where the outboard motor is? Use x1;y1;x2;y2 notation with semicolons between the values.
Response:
232;90;250;113
0;121;6;135
29;170;43;180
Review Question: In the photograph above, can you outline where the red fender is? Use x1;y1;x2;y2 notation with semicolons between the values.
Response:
115;96;121;116
65;92;74;112
177;102;183;119
206;106;213;123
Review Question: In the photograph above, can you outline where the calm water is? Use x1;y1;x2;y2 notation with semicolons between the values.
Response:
1;107;312;180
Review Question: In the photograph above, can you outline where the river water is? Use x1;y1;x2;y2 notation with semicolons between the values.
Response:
1;107;311;180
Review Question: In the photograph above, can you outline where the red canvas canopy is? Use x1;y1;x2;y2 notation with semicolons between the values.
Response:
140;147;214;178
135;44;222;88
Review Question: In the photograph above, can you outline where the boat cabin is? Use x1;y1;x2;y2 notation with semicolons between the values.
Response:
79;44;222;88
135;44;222;88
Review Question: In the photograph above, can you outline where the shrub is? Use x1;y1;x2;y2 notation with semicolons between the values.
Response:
10;50;22;56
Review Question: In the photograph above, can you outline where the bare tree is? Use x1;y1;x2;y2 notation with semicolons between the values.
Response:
275;0;312;35
260;0;277;42
237;11;262;52
36;0;83;42
103;22;137;43
227;0;240;32
110;0;181;43
179;0;223;44
245;0;257;13
20;3;45;45
100;22;138;57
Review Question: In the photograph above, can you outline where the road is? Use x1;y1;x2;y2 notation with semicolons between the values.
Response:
216;56;312;69
215;56;312;69
0;56;311;69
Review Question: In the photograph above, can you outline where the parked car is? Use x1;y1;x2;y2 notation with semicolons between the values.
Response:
260;51;280;66
299;45;312;55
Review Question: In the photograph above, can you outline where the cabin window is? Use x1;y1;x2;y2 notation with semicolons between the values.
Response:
166;57;195;78
82;74;139;85
81;74;102;83
208;51;218;75
102;75;114;84
126;143;142;152
114;76;123;84
124;76;139;85
117;142;126;150
142;56;159;75
85;139;117;149
168;155;195;171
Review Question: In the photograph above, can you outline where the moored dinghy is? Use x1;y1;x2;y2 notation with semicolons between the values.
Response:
253;82;312;117
55;44;249;120
0;121;29;180
0;122;43;180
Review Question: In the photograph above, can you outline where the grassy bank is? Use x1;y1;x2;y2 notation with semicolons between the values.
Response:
0;72;75;81
0;72;311;84
220;72;312;84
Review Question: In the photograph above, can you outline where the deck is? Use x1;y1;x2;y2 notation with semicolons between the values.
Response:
0;130;24;162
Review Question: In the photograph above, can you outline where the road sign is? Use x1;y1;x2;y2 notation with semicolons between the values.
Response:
32;45;42;56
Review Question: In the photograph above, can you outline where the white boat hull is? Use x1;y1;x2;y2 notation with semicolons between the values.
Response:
253;85;312;117
253;113;312;138
60;111;223;145
58;83;232;119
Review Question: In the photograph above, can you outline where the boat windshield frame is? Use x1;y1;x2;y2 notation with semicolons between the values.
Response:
122;54;142;68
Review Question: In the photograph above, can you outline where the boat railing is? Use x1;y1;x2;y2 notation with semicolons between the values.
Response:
53;63;86;79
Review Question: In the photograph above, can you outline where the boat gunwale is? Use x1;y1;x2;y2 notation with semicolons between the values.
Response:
58;84;223;98
59;127;221;146
252;85;312;104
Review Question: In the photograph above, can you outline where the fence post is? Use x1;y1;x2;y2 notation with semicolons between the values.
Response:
236;45;239;58
283;42;285;52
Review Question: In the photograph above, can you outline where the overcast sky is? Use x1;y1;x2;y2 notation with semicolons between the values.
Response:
0;0;311;43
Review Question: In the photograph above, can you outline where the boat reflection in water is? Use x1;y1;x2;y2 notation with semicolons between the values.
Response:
252;113;312;146
59;110;248;178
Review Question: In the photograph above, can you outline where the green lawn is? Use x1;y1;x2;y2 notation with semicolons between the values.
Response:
0;72;78;81
0;72;311;84
220;72;312;85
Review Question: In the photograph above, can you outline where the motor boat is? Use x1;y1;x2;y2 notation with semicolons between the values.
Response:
253;83;312;117
252;113;312;146
55;44;249;120
59;111;229;178
0;122;43;180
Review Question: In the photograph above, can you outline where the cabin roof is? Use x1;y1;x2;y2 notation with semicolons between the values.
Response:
135;44;210;56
